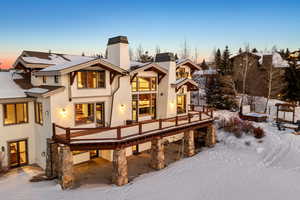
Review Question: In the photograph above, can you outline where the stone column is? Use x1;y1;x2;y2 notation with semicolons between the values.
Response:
58;144;74;190
45;138;59;178
150;137;165;170
112;148;128;186
206;125;217;147
184;130;195;157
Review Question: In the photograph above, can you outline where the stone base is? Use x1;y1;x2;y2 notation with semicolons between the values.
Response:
150;137;165;170
58;145;74;190
206;125;217;147
112;148;128;186
184;130;195;157
45;139;59;178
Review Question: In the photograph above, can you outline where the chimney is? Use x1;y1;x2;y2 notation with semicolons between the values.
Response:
155;52;176;83
107;36;130;70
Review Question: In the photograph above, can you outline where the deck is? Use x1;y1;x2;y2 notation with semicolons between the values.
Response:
53;107;214;150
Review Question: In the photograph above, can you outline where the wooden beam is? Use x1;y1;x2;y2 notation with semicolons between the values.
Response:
110;72;117;84
69;72;77;85
130;73;138;83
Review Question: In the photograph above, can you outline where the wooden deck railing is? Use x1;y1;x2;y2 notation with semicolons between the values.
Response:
53;107;214;145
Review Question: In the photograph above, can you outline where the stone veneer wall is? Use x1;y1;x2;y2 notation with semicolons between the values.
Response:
58;144;74;189
150;137;165;170
112;148;128;186
184;130;195;157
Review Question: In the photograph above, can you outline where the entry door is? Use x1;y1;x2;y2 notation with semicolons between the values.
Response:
96;102;105;127
8;140;28;168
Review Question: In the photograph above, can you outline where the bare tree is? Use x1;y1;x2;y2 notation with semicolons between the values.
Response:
180;39;191;59
194;48;199;63
241;44;250;107
155;45;161;55
136;44;144;61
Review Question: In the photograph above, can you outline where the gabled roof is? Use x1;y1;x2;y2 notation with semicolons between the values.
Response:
176;58;201;71
171;78;198;92
129;62;168;75
0;72;27;99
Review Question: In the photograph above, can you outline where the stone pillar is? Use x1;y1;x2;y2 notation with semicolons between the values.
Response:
45;139;59;178
184;130;195;157
206;125;217;147
150;137;165;170
112;148;128;186
58;144;74;190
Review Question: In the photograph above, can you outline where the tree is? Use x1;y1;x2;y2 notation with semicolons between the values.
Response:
194;48;199;63
174;53;179;60
221;46;231;74
241;44;251;107
136;44;144;61
285;48;290;59
239;48;243;54
251;48;258;53
81;52;85;56
214;48;222;71
180;39;190;59
200;59;209;70
283;60;300;103
129;47;134;61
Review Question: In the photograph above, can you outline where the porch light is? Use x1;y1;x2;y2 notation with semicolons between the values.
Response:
120;104;125;112
60;108;67;117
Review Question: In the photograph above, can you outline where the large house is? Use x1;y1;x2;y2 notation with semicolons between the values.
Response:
0;36;215;187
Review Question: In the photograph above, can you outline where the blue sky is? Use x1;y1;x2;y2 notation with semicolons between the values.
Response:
0;0;299;67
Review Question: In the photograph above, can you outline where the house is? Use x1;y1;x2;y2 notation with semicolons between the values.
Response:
230;51;289;98
0;36;215;187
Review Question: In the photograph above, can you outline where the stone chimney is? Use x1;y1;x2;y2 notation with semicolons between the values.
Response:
107;36;130;70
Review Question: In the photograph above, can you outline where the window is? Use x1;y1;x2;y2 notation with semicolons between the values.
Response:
135;94;156;118
35;102;43;125
54;76;59;83
3;103;28;125
77;71;105;89
42;76;47;84
177;95;186;114
75;103;95;125
176;68;189;79
131;77;157;92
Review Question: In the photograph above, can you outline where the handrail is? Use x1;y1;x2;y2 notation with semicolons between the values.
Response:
53;109;214;144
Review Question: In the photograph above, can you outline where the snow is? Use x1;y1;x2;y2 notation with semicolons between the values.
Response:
2;110;300;199
194;68;217;76
0;72;26;99
40;55;95;72
26;88;49;94
23;54;67;65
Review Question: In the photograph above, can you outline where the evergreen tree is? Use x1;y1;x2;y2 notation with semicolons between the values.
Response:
251;48;258;53
138;51;153;63
285;48;290;59
82;52;85;56
174;53;179;60
221;46;231;74
214;48;222;71
239;48;243;54
283;60;300;102
200;59;209;70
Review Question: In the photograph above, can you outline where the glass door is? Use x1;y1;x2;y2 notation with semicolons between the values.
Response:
96;102;105;127
9;140;28;168
177;95;187;114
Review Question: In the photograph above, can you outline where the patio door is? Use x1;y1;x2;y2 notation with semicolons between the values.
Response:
8;139;28;168
96;102;105;127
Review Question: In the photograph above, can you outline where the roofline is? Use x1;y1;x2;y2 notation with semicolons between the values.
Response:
176;59;201;70
129;63;168;75
25;87;65;98
0;97;35;104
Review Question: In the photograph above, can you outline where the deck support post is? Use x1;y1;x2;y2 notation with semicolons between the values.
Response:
45;138;59;178
150;137;165;170
58;144;74;190
184;130;195;157
112;148;128;186
206;125;216;147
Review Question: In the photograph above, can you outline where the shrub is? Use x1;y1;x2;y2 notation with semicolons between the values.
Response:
253;127;265;139
241;121;255;134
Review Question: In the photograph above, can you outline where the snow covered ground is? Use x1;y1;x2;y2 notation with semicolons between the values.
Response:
1;111;300;200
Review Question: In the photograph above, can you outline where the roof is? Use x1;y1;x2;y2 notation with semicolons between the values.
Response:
171;78;198;91
25;85;65;97
176;58;201;71
0;72;27;99
129;62;168;75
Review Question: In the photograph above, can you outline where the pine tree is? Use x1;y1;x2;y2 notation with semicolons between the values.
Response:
239;48;243;54
283;60;300;102
285;48;290;59
221;46;231;74
215;48;222;71
251;48;258;53
200;59;209;70
174;53;179;60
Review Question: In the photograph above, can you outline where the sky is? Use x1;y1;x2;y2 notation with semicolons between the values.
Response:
0;0;299;68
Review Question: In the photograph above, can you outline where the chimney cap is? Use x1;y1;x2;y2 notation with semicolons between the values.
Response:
107;36;129;45
155;52;175;62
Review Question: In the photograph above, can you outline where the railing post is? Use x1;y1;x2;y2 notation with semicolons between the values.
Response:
139;123;142;135
188;114;191;123
175;116;178;126
52;123;56;139
117;127;121;139
66;128;71;144
159;119;162;129
199;112;202;121
210;109;213;118
203;106;205;112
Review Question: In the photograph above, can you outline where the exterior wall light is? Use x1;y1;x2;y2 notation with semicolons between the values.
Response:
60;108;67;117
120;104;125;112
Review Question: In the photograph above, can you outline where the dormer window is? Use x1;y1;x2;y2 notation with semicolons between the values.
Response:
77;71;105;89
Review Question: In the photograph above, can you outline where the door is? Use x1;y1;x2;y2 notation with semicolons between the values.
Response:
8;140;28;168
96;102;105;127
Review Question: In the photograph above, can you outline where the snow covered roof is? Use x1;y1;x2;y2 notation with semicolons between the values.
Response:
0;72;27;99
176;58;201;70
129;62;167;75
194;68;217;76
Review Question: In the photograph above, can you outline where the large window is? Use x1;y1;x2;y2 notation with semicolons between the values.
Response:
132;77;157;92
132;94;156;120
3;103;28;125
75;103;95;125
177;95;186;114
34;102;43;125
176;67;189;79
77;71;105;89
75;102;105;126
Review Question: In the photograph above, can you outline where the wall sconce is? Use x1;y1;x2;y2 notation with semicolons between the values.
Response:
120;104;125;112
60;108;67;117
41;152;46;157
1;146;5;152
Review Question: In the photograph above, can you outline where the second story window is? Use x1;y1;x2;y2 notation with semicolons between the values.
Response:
176;68;189;79
132;77;157;92
42;76;47;84
77;71;105;89
3;103;28;125
34;102;43;125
